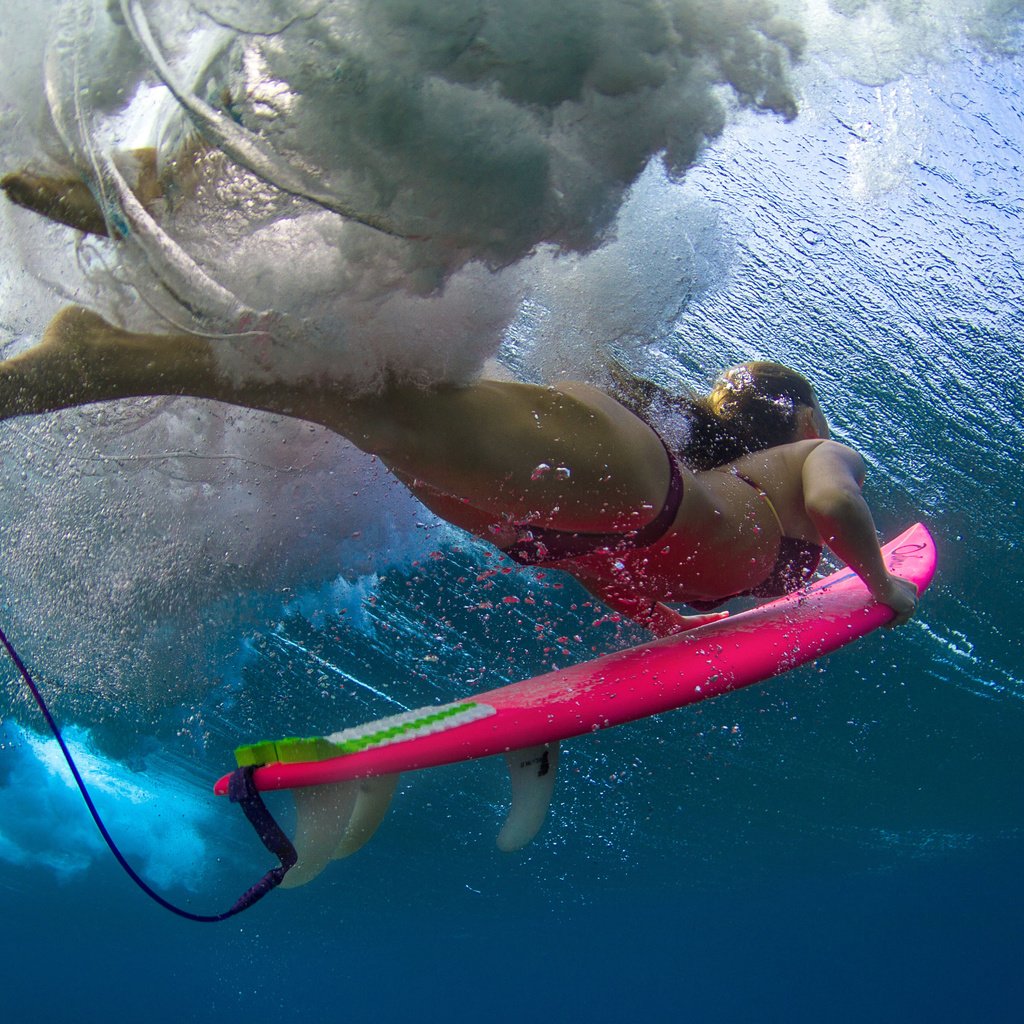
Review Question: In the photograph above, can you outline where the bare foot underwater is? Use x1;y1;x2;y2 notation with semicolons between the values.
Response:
1;146;195;237
0;306;217;418
0;170;111;235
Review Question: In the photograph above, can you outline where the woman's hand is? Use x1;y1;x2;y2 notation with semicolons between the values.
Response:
583;579;730;638
638;603;730;638
803;443;921;628
874;574;920;627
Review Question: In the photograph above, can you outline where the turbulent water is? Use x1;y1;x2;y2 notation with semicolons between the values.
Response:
1;3;1022;1021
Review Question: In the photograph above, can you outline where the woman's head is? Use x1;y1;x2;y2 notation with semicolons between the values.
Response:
710;361;824;439
606;356;826;470
685;361;826;469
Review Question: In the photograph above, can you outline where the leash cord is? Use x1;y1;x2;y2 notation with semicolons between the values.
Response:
0;622;294;922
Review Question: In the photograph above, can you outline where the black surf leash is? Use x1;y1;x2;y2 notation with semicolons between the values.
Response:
0;620;295;922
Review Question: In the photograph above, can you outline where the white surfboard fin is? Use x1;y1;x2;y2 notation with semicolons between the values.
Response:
283;781;360;888
332;774;400;859
282;773;400;888
497;742;560;852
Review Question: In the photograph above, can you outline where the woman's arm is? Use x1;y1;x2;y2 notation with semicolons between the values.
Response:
801;441;919;625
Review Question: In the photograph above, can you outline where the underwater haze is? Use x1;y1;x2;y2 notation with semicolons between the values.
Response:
1;2;1022;1021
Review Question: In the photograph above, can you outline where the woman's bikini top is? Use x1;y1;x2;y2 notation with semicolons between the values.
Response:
686;473;822;611
502;425;822;606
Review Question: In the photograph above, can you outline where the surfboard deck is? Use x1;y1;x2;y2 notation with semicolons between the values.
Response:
216;523;936;796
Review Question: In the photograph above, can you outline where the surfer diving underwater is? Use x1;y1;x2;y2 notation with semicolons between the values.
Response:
0;0;916;651
0;303;919;633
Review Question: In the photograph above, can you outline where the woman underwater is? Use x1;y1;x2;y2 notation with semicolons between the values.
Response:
0;304;919;636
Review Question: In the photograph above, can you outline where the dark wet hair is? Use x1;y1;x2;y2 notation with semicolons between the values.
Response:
610;359;818;471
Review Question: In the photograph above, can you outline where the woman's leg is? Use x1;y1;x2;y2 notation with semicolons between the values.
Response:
0;306;220;416
0;307;669;530
1;171;111;236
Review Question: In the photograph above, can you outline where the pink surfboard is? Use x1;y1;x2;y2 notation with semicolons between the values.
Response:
217;522;935;791
214;523;935;882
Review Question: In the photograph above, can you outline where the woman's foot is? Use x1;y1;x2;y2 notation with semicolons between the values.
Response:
1;170;110;235
1;148;163;236
1;305;224;422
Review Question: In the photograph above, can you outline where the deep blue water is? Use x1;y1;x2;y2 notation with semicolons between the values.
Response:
2;10;1023;1024
7;846;1024;1022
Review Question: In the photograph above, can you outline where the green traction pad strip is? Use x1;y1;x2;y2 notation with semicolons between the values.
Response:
234;700;497;768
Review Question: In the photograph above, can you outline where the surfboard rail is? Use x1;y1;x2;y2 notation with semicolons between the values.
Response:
213;523;935;882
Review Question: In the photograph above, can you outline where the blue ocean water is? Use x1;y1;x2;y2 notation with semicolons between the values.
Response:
2;6;1023;1023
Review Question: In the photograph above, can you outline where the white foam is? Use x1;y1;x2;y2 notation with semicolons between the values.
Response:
4;0;809;378
793;0;1022;85
0;721;216;887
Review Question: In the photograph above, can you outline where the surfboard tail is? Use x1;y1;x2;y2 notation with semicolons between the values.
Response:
278;741;558;887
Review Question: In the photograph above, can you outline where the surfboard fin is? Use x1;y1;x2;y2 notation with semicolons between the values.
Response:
497;742;560;852
281;773;400;888
332;774;400;859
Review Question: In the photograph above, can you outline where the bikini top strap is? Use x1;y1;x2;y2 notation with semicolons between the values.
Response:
733;471;785;537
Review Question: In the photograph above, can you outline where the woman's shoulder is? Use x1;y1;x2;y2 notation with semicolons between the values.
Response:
799;439;866;487
721;440;864;498
771;437;861;466
727;438;829;475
